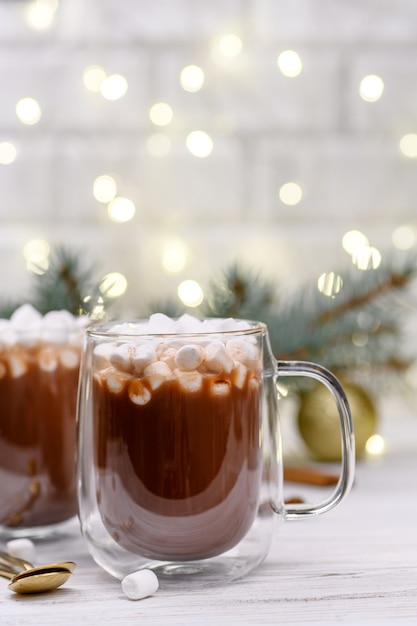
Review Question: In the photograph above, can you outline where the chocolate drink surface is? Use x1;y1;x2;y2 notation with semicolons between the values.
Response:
92;349;263;561
0;342;80;528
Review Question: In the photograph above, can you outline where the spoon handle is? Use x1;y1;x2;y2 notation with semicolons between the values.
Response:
0;551;34;572
0;567;14;581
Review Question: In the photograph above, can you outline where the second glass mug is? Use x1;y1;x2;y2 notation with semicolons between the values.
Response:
77;317;355;589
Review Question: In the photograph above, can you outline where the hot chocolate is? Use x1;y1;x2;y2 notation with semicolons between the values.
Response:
91;326;263;561
0;305;86;532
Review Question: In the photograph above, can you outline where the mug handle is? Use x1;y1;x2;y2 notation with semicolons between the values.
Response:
277;360;355;521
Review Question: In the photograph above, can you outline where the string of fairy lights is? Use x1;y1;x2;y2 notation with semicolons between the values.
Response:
1;0;417;310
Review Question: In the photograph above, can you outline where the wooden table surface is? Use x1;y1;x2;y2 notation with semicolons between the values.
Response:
1;415;417;625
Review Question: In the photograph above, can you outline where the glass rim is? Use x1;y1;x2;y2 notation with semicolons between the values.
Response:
86;318;267;340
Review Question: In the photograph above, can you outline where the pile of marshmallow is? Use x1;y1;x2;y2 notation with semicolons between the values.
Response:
93;314;262;401
0;304;90;377
0;304;89;348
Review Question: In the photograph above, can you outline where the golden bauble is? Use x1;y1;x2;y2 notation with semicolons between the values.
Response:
297;381;377;462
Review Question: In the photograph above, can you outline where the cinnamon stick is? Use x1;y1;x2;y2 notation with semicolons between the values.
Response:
284;465;339;487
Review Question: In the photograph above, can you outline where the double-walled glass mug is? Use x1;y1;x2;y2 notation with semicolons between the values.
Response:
77;315;355;589
0;305;88;539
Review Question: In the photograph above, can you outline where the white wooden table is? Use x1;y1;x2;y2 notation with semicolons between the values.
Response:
2;414;417;625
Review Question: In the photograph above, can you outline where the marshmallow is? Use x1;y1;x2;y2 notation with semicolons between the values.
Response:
10;304;42;330
6;353;28;378
158;346;177;370
131;343;157;375
204;342;234;374
128;379;152;405
100;368;130;394
175;369;203;393
143;361;172;390
210;379;231;396
121;569;159;600
232;362;248;389
175;344;204;371
38;347;58;372
59;348;80;369
6;538;36;565
110;343;136;374
93;342;115;369
226;338;259;367
42;310;75;344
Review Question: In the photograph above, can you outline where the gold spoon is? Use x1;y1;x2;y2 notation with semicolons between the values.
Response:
0;552;76;594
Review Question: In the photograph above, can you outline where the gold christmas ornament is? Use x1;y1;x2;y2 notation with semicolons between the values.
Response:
297;381;377;461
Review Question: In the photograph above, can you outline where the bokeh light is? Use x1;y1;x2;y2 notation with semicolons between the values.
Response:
359;74;384;102
16;97;42;125
180;65;205;93
317;272;343;297
278;182;303;205
186;131;213;158
83;65;107;93
107;197;136;222
93;175;117;203
365;434;385;456
100;74;128;100
23;238;50;274
149;102;173;127
352;246;382;270
99;272;128;298
342;230;370;255
399;133;417;158
0;142;17;165
277;50;303;77
24;0;58;31
214;34;243;61
162;238;188;274
177;279;204;307
392;224;416;250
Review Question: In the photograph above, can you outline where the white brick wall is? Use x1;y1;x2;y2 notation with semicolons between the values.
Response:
1;0;417;316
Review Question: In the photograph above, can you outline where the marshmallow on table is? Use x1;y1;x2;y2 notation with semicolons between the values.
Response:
6;538;36;565
121;569;159;600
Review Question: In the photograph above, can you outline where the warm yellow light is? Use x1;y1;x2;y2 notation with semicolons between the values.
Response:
342;230;370;255
359;74;384;102
16;98;42;125
177;280;204;307
107;197;136;223
93;175;117;203
365;434;385;456
23;238;50;275
392;225;416;250
149;102;173;127
0;142;17;165
83;65;107;93
278;182;302;205
147;133;171;157
23;238;50;262
180;65;205;93
186;131;213;158
317;272;343;297
162;238;188;274
352;246;382;270
399;133;417;158
100;74;128;101
277;50;303;77
24;0;57;31
99;272;128;298
217;34;242;58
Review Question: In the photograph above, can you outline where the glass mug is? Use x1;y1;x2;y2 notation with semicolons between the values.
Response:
0;305;86;539
77;317;355;588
